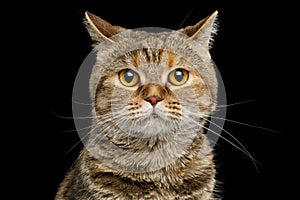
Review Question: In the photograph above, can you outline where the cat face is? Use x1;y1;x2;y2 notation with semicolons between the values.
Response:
94;48;214;137
86;11;218;139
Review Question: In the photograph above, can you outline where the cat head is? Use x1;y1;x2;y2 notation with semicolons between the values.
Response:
84;11;218;138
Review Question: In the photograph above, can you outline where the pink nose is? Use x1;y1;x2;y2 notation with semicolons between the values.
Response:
144;96;163;105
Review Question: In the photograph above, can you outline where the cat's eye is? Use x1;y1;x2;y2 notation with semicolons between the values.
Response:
168;68;189;86
119;69;140;87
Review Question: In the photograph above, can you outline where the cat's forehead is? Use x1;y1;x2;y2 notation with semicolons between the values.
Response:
118;48;190;71
96;30;211;77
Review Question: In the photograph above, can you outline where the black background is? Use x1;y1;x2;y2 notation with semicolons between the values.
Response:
10;0;296;199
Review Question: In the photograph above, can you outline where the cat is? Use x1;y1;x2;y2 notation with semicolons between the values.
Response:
56;10;220;200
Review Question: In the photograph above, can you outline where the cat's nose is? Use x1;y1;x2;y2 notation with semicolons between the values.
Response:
144;96;163;106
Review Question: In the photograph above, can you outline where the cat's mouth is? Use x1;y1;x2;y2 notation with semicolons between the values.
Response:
142;110;165;124
150;112;160;119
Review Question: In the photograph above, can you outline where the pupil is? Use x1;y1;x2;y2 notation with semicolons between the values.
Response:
174;70;184;82
124;70;134;82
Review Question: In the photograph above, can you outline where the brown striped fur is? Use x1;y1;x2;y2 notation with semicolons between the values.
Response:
56;10;220;200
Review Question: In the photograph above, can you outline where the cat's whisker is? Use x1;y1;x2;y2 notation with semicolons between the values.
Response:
62;124;95;133
95;108;130;121
104;115;133;138
64;152;83;180
181;110;270;171
179;119;200;132
127;119;137;144
97;113;126;122
178;8;194;29
53;113;96;120
114;115;134;139
54;107;127;121
201;117;260;171
99;115;127;131
89;121;118;144
178;103;279;134
183;115;259;170
88;116;134;149
214;100;256;108
109;97;124;101
102;113;129;125
71;99;93;106
181;99;255;108
202;118;252;153
65;124;98;155
170;118;180;131
201;113;279;134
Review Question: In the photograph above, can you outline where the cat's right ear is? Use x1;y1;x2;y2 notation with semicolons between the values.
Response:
84;11;126;44
181;10;218;49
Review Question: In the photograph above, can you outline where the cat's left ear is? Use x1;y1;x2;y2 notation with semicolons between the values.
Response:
181;10;218;49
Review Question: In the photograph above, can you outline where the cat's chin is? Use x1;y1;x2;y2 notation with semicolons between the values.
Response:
135;115;174;137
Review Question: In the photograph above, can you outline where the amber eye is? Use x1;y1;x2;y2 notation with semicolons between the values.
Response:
168;68;189;86
119;69;140;87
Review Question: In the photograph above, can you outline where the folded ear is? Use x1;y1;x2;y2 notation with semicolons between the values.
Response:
84;11;126;44
181;10;218;49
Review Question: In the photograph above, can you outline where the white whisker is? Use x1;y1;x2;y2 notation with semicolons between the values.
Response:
202;117;259;171
185;115;259;169
71;99;93;106
52;112;95;120
178;8;194;29
180;107;260;171
202;113;279;134
65;124;98;155
214;100;256;108
62;124;95;133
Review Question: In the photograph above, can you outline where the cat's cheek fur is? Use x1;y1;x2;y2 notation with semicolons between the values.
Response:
154;103;170;120
130;103;152;121
189;71;214;114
